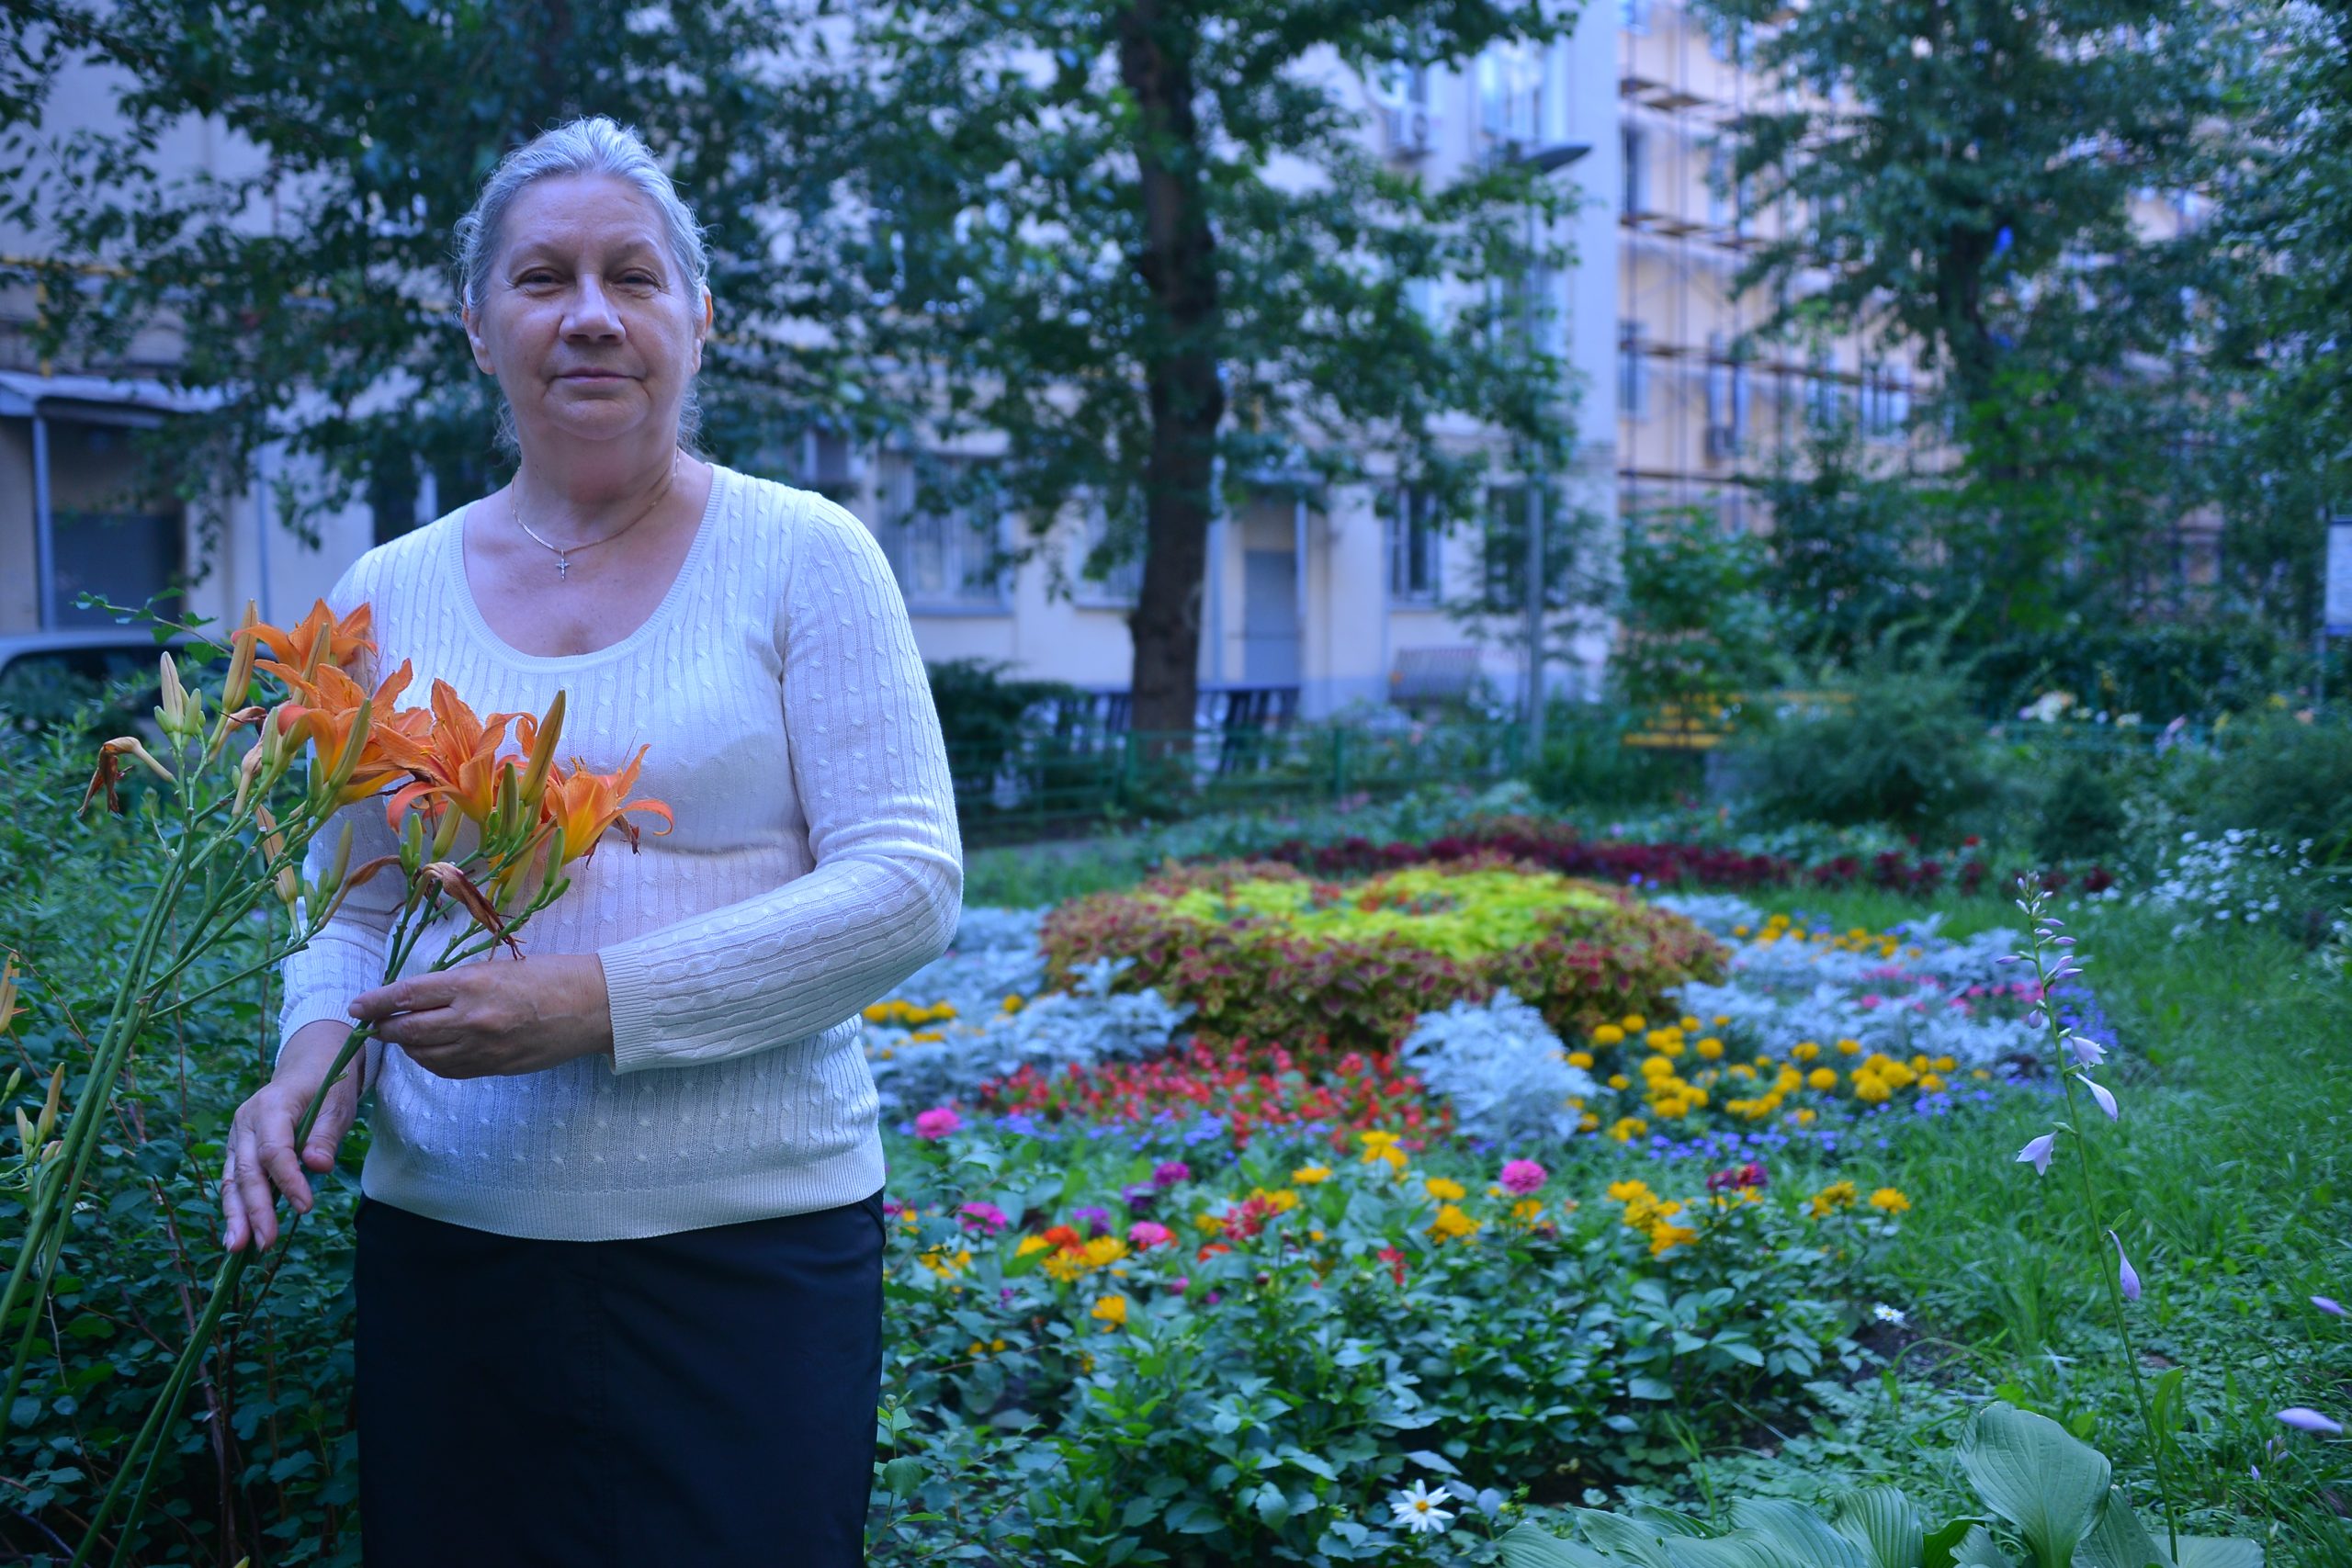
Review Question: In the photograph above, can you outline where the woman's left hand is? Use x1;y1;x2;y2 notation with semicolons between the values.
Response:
350;956;615;1078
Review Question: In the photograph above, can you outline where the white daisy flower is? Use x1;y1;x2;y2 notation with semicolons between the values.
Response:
1389;1479;1455;1536
1872;1303;1907;1326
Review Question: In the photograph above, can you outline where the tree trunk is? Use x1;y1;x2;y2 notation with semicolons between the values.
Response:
1118;0;1224;741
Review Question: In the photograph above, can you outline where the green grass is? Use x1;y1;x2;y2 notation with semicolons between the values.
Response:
1645;890;2352;1568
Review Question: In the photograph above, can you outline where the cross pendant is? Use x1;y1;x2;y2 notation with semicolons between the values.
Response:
556;556;571;581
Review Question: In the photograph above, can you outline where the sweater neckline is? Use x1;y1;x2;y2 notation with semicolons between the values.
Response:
445;464;729;672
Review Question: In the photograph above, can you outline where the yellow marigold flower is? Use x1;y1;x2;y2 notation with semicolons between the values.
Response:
1918;1073;1946;1093
1292;1164;1333;1185
1002;994;1024;1013
1043;1251;1087;1283
1608;1115;1649;1144
1621;1014;1647;1032
1608;1073;1632;1091
1795;1108;1817;1124
1807;1067;1838;1091
1734;925;1752;937
1579;1112;1600;1131
1696;1037;1724;1061
1015;1235;1050;1258
1429;1202;1481;1241
1792;1041;1820;1062
1082;1236;1129;1268
1196;1212;1226;1235
1091;1293;1129;1329
1251;1187;1301;1213
1808;1179;1860;1219
918;1246;973;1277
1649;1224;1699;1256
1510;1197;1545;1225
1853;1077;1893;1104
1869;1188;1911;1215
1568;1049;1596;1068
1973;1067;1993;1080
1837;1038;1862;1056
1591;1023;1626;1047
1932;1055;1957;1073
1607;1179;1653;1203
1640;1055;1674;1079
1424;1177;1467;1202
1680;1015;1702;1032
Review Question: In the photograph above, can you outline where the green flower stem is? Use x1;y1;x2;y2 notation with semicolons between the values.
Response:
2029;915;2179;1557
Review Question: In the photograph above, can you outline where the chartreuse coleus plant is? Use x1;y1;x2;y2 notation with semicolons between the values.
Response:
1497;1404;2256;1568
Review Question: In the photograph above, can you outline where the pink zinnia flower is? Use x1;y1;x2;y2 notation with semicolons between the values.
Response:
1498;1159;1548;1196
914;1106;961;1140
957;1201;1008;1235
1128;1221;1173;1250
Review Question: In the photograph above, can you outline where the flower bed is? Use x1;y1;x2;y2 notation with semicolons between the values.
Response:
1037;858;1724;1059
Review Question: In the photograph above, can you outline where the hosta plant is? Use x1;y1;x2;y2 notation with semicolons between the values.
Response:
1497;1404;2256;1568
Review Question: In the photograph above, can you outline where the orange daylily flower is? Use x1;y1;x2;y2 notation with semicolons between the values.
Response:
240;599;374;678
275;660;427;807
383;680;519;829
541;747;673;863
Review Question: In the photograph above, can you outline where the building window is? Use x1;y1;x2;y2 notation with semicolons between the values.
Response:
1622;126;1649;216
1620;320;1650;421
1071;496;1143;607
1705;333;1748;459
1806;348;1845;428
1620;0;1652;34
1475;41;1543;145
869;452;1008;610
1862;367;1912;442
1387;490;1442;605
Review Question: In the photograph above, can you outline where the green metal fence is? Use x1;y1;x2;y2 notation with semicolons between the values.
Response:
946;720;1526;843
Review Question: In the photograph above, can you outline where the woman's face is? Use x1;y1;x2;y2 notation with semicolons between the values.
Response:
464;173;710;453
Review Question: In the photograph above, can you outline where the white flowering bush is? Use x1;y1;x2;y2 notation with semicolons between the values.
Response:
1398;988;1599;1145
865;908;1193;1112
2129;828;2326;937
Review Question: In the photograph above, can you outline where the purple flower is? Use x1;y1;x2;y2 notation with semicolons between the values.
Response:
2016;1134;2058;1175
2110;1231;2142;1303
2083;1077;2120;1121
2315;1296;2346;1317
2069;1035;2107;1069
1120;1182;1159;1212
1152;1160;1192;1188
2277;1407;2345;1437
1072;1205;1114;1238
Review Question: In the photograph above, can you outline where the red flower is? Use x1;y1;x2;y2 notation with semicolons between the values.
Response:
1377;1246;1408;1286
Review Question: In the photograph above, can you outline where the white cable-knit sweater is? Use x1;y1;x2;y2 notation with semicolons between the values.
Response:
276;465;962;1241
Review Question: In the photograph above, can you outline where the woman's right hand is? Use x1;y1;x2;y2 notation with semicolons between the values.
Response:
220;1020;365;1253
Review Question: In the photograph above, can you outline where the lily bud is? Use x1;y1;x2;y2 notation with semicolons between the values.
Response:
34;1066;61;1146
254;804;288;868
314;818;356;908
233;738;268;818
316;695;375;809
275;863;302;911
222;600;259;711
13;1107;31;1158
0;953;18;1036
399;809;425;882
516;691;567;807
428;798;465;861
155;652;191;739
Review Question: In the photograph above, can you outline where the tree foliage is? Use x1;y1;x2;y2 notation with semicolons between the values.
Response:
786;0;1583;730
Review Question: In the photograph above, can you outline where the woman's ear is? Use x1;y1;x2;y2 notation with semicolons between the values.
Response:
693;288;713;371
462;307;495;376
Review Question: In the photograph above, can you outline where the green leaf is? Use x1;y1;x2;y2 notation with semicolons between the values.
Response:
1957;1404;2109;1568
2077;1488;2170;1568
1729;1497;1877;1568
1579;1509;1706;1568
881;1456;926;1498
1831;1487;1927;1568
1951;1525;2018;1568
1923;1517;1977;1568
1628;1376;1676;1401
1499;1524;1618;1568
2172;1540;2262;1568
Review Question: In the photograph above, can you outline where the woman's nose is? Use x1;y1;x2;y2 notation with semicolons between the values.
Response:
563;276;624;339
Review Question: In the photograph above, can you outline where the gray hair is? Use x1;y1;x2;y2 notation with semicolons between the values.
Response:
452;116;711;452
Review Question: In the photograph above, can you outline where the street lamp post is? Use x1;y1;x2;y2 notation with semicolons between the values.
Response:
1507;140;1588;767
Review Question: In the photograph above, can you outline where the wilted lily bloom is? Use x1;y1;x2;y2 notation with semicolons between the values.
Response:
418;862;524;957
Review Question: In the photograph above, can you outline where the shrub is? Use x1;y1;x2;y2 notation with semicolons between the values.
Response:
1738;667;2007;839
1039;859;1725;1060
2196;714;2352;865
2031;754;2131;865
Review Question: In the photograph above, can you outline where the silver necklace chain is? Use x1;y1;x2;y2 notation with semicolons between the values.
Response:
510;451;681;581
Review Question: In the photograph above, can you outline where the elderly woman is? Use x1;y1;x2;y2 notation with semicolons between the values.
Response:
219;117;960;1564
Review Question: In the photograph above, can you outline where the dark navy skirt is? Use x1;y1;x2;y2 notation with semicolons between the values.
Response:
356;1192;886;1567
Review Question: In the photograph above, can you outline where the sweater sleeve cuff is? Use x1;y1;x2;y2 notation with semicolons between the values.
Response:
599;947;666;1076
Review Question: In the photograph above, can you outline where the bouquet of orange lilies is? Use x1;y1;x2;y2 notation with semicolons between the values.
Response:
1;597;669;1565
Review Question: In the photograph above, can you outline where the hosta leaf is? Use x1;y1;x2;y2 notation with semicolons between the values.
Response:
1957;1405;2109;1568
1831;1487;1927;1568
